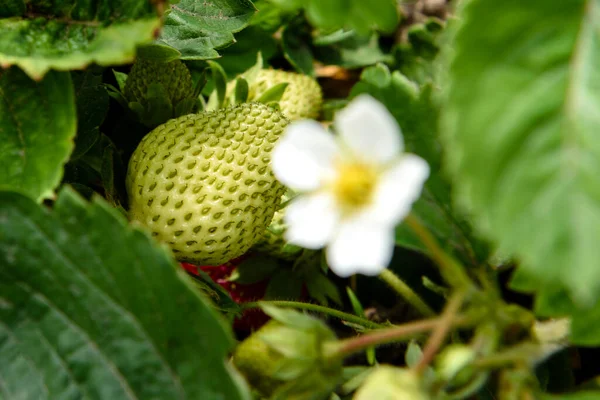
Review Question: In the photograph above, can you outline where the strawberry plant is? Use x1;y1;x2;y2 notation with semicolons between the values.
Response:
3;1;600;399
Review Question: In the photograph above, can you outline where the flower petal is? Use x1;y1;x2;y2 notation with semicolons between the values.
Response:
272;120;340;191
326;220;395;277
361;154;430;225
284;192;340;249
335;95;402;164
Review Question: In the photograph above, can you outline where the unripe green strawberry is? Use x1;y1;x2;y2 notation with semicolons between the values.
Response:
126;103;289;265
124;58;197;127
125;58;194;106
249;69;322;121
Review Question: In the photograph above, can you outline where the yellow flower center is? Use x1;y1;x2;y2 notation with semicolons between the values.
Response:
333;162;378;212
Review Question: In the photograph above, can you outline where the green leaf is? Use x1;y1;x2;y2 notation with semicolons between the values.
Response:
542;393;600;400
441;0;600;304
207;60;229;109
0;188;250;400
313;34;393;70
264;268;303;300
136;43;182;62
101;141;127;209
272;0;399;35
346;288;375;365
157;0;257;60
234;78;250;104
351;64;440;168
281;21;315;76
71;68;109;160
231;254;279;284
0;3;160;79
256;82;289;104
0;68;76;202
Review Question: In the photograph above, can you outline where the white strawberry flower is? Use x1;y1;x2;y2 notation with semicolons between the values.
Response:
271;95;430;277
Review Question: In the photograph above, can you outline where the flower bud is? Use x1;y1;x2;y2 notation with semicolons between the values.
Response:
232;305;342;399
354;366;430;400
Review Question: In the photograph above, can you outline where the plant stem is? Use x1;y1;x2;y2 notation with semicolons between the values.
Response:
379;269;436;317
241;300;386;330
327;314;474;359
405;214;473;289
414;291;465;374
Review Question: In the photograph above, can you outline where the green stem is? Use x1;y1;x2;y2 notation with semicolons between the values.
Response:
405;214;473;290
414;291;465;374
241;300;386;330
379;269;436;317
327;314;474;359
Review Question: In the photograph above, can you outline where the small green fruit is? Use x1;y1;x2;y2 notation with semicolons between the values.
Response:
126;103;288;265
124;58;197;127
249;69;322;121
125;58;194;106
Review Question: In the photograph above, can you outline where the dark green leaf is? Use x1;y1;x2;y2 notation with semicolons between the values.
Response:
0;188;249;400
281;22;315;76
71;69;109;160
157;0;257;60
231;254;279;284
0;67;76;202
441;0;600;305
264;269;303;300
0;3;160;79
101;142;127;208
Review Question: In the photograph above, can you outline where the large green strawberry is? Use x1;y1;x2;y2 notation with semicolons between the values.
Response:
126;103;288;265
124;58;198;127
248;69;322;121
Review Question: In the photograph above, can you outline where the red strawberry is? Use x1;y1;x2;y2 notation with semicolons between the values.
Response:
180;259;269;331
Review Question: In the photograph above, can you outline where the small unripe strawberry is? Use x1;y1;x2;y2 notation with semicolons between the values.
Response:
125;58;194;106
124;58;197;127
249;69;322;121
127;103;288;265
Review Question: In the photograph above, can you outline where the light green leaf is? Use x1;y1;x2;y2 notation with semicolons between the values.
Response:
157;0;257;60
441;0;600;304
542;393;600;400
313;34;393;70
271;0;398;35
0;68;76;202
0;188;250;400
0;3;160;79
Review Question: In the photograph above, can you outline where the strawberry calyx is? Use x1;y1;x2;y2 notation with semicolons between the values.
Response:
180;258;270;331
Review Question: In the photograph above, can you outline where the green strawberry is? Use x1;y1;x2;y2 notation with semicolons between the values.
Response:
126;103;289;265
124;58;197;127
248;69;322;121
